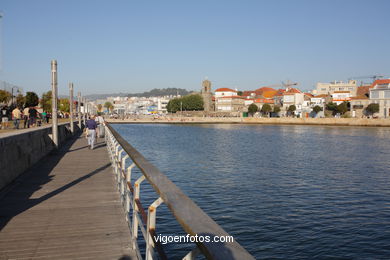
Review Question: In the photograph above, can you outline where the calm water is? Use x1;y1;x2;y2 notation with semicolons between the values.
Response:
113;124;390;259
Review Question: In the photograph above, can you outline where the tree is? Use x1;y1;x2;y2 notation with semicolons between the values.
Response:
288;105;296;112
313;105;322;114
337;101;348;115
16;93;25;108
167;98;181;113
167;94;204;113
41;91;52;112
326;102;338;115
237;91;243;96
104;101;114;112
97;104;103;112
287;105;296;117
261;104;272;116
248;103;258;116
59;98;70;113
366;103;379;115
0;90;11;104
182;94;204;111
273;106;281;113
25;92;39;107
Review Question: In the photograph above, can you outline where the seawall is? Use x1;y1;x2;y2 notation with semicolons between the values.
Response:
0;123;81;191
106;117;390;127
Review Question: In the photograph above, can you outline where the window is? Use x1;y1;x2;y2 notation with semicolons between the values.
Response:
371;91;379;99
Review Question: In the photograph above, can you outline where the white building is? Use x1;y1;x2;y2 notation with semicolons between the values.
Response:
314;80;358;96
369;79;390;118
282;89;304;115
331;91;351;105
157;98;169;114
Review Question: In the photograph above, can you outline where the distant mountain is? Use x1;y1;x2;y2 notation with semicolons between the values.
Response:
128;88;191;98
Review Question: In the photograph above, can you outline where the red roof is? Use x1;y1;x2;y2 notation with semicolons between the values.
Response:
285;88;302;94
254;87;276;96
242;91;255;97
371;79;390;88
357;85;372;96
304;93;314;97
215;88;237;92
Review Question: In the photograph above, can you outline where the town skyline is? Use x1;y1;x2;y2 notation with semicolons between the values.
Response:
1;0;390;96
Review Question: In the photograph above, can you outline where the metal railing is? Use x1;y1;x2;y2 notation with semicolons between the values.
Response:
104;124;255;260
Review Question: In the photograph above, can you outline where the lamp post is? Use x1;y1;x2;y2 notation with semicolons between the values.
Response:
78;92;82;129
69;83;74;134
51;60;58;148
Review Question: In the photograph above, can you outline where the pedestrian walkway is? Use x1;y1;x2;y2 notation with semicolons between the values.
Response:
0;135;137;259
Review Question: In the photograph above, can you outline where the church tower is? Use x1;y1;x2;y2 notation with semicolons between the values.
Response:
201;79;212;112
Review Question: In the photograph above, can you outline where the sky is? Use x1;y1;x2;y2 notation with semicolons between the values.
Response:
0;0;389;96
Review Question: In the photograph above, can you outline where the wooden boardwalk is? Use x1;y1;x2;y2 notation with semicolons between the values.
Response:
0;135;137;260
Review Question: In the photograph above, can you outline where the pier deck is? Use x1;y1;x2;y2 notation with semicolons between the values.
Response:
0;135;136;259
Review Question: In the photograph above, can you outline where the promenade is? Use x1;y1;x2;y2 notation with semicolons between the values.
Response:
0;135;136;259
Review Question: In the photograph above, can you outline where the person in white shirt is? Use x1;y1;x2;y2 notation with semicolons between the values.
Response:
95;114;105;138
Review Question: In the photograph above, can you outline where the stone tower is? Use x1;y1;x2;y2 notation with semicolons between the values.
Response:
201;79;212;112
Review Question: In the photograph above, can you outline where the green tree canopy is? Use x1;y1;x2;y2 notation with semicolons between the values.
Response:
366;103;379;115
273;106;281;113
16;93;25;108
182;94;204;111
261;104;272;115
313;105;323;114
25;92;39;107
248;103;258;116
0;90;11;104
337;101;348;115
59;98;70;113
167;94;204;113
288;105;296;112
167;98;181;113
104;101;114;112
41;91;52;112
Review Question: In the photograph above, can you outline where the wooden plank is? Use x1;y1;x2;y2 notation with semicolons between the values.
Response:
0;136;137;259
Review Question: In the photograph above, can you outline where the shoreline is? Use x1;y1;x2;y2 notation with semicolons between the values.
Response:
106;117;390;127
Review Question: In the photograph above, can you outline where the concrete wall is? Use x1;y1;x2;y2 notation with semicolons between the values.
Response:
0;123;80;191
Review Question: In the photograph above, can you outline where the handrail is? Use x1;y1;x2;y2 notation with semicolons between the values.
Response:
106;123;254;260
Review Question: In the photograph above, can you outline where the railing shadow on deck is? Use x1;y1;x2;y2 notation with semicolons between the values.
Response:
0;135;107;231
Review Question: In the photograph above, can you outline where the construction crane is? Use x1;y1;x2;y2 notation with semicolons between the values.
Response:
348;75;384;81
282;80;298;90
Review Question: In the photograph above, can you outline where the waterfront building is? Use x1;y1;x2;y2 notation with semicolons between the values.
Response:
282;88;304;115
157;98;169;114
331;91;351;105
369;79;390;118
314;80;358;96
214;88;244;112
350;95;370;118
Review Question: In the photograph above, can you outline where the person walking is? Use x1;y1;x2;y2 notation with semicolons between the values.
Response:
28;107;38;127
23;106;30;128
95;114;105;138
86;115;97;150
1;106;9;130
12;107;22;129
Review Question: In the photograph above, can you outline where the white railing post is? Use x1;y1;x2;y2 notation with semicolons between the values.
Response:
146;197;164;260
132;175;145;250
